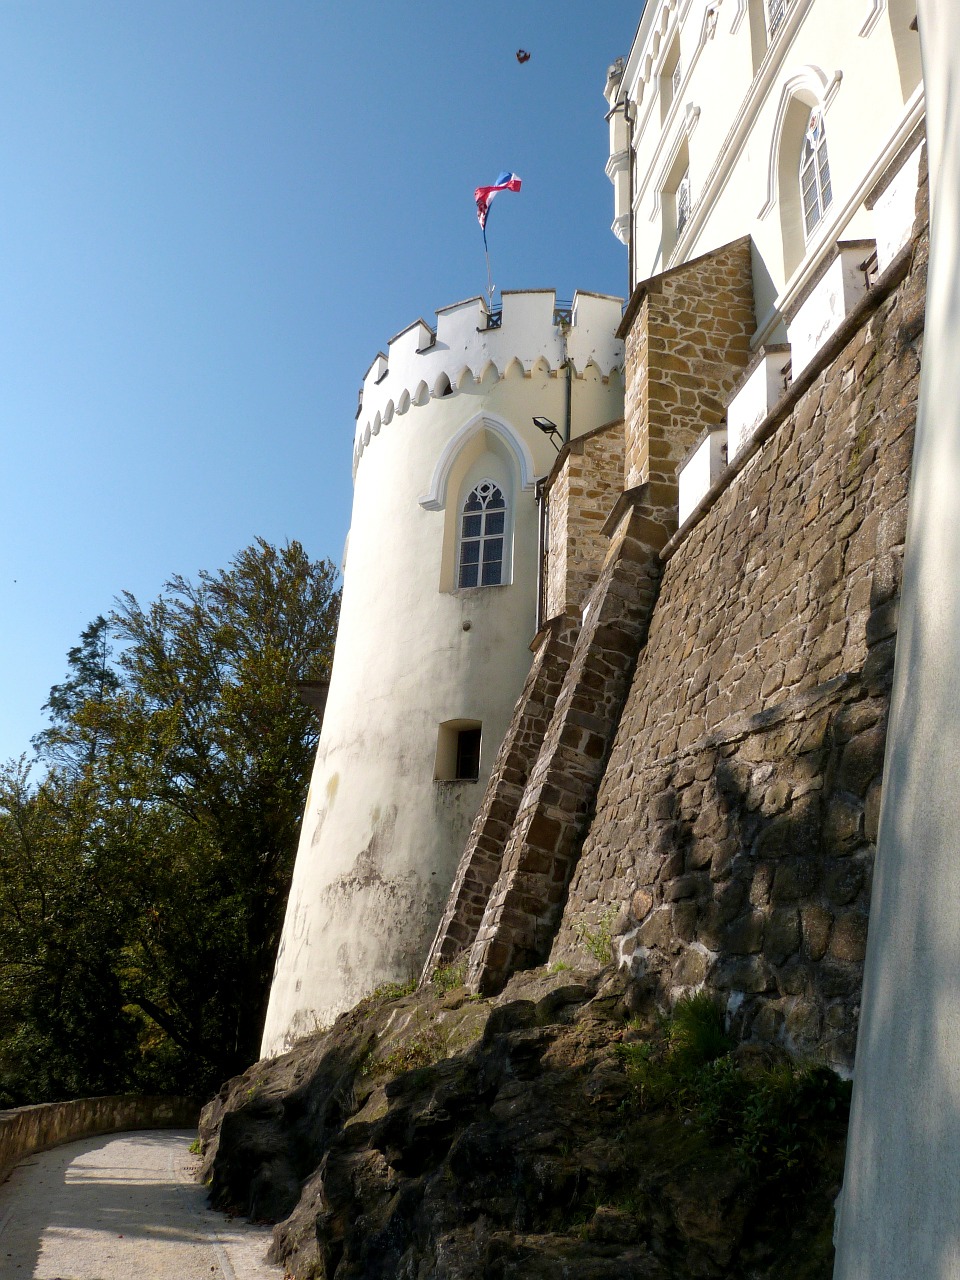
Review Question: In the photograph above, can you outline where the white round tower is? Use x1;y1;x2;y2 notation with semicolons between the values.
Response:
261;289;624;1056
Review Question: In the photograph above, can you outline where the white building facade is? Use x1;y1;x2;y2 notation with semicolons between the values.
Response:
606;0;922;337
606;0;922;519
261;290;624;1055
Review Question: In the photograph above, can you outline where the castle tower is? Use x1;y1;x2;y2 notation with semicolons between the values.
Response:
261;289;624;1055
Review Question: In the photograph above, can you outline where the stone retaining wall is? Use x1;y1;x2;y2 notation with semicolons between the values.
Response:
0;1095;200;1184
548;195;926;1071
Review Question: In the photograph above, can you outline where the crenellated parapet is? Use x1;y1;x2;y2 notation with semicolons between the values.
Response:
353;289;624;469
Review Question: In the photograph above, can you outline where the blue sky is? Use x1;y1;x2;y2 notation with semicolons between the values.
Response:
0;1;642;763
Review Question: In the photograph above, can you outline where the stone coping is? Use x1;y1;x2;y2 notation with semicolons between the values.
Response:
0;1095;200;1184
600;482;649;539
541;416;626;493
659;236;916;564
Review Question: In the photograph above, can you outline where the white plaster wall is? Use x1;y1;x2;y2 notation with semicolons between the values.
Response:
832;6;960;1274
355;290;624;469
610;0;922;335
261;299;624;1056
873;140;923;270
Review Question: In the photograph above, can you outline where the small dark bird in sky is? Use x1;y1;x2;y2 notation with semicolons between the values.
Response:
516;49;531;63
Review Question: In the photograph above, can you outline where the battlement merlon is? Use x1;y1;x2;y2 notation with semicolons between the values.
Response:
354;289;624;457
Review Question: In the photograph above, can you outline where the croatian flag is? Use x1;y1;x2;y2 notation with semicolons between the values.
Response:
475;171;522;232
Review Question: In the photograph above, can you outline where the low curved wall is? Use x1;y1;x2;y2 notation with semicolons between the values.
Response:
0;1095;200;1183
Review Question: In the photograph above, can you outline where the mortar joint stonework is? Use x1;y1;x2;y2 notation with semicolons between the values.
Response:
421;611;582;980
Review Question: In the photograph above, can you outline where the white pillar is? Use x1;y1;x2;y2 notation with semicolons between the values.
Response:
833;6;960;1276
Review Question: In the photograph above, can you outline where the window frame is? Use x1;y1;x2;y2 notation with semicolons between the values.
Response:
659;36;682;123
434;719;483;782
676;168;692;236
457;479;507;589
799;107;833;238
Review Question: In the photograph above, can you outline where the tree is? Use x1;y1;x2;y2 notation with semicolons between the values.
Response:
32;615;121;777
0;538;339;1101
0;761;138;1103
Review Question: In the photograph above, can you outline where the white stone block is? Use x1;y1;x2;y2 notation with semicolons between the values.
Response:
678;428;726;526
727;346;792;461
787;242;876;379
873;143;922;274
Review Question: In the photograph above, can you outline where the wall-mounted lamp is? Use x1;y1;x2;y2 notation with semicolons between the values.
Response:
533;416;563;453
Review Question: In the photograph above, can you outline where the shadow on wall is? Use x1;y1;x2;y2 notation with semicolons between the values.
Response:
557;603;896;1074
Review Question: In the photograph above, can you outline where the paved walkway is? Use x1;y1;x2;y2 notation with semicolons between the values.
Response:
0;1129;285;1279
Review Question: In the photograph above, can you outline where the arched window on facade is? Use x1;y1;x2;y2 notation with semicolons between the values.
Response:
458;480;506;587
800;108;832;237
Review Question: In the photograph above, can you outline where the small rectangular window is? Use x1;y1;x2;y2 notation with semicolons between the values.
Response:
435;720;482;782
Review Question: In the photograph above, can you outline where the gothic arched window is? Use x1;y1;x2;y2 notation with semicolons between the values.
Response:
800;108;833;237
458;480;506;588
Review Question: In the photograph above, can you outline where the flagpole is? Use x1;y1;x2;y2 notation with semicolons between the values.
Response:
475;173;520;314
482;225;495;312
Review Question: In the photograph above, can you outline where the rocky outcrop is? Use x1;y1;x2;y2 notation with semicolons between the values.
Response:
200;966;847;1279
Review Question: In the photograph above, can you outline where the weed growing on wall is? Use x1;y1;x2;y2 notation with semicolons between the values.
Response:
617;994;851;1182
575;909;618;965
363;1009;450;1077
431;958;467;995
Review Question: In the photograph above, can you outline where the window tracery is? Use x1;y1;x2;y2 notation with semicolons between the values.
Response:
458;481;506;588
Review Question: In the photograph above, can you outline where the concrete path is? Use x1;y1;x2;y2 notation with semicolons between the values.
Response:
0;1129;285;1279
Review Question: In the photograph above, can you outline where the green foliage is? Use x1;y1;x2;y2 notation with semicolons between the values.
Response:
574;909;617;965
667;991;732;1068
616;995;851;1183
362;979;418;1009
376;1028;448;1075
365;1012;449;1077
32;615;121;776
0;539;339;1104
431;959;467;995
